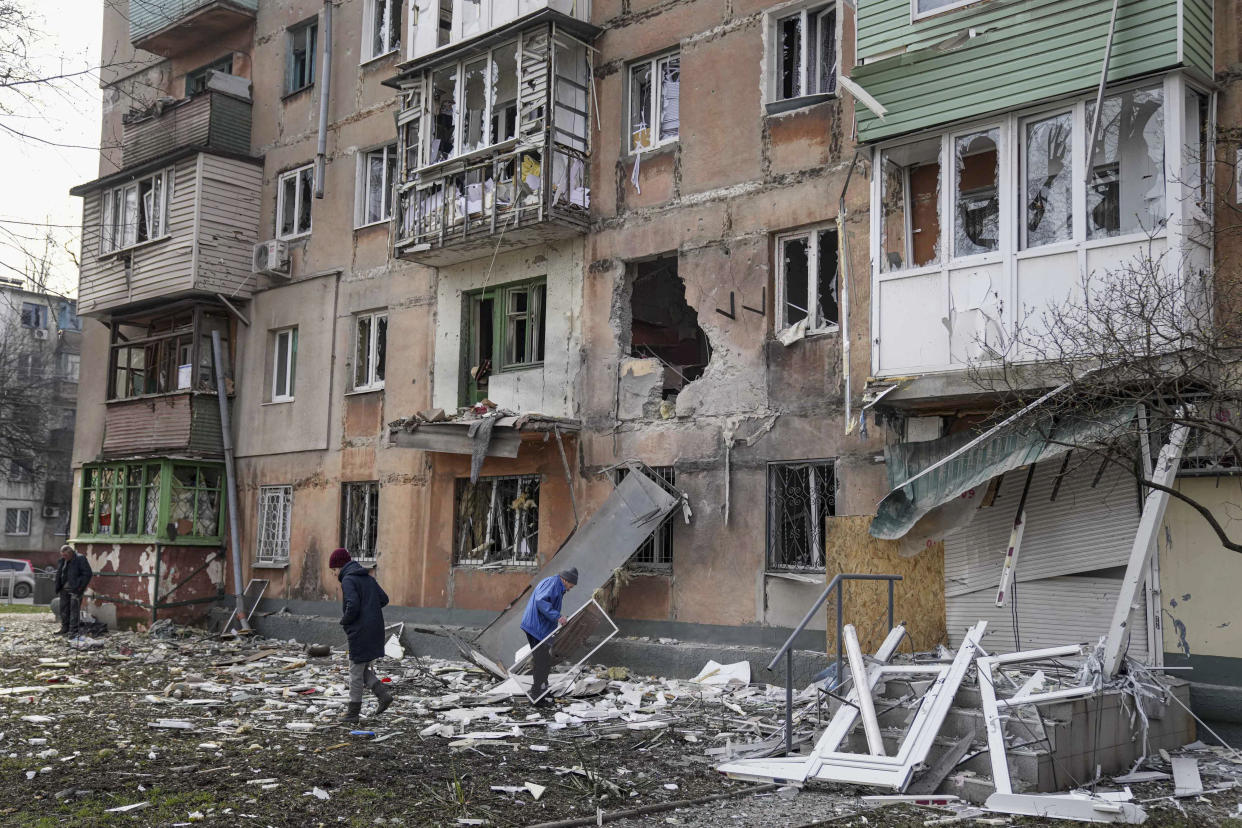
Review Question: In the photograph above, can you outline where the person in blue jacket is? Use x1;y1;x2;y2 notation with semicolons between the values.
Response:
520;567;578;705
329;547;395;723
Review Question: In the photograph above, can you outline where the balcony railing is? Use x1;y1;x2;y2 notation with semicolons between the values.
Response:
395;140;588;265
122;88;251;170
102;392;227;458
130;0;257;56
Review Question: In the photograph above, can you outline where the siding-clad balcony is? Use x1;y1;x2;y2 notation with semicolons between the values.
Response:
103;393;226;458
122;89;252;170
130;0;257;56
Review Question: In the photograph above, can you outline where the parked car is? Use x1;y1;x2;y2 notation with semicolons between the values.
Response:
0;558;35;599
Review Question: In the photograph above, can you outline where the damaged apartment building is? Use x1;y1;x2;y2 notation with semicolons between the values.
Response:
67;0;1242;740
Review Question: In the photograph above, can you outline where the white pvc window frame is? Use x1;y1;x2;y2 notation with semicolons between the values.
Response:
271;327;297;402
427;39;521;165
362;0;401;63
510;599;620;703
626;49;681;155
767;1;838;106
352;310;388;392
256;485;293;565
100;168;172;254
356;143;398;227
276;164;314;240
775;224;840;333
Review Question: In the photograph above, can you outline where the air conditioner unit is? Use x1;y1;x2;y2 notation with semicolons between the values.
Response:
41;506;61;519
32;329;48;340
252;239;291;277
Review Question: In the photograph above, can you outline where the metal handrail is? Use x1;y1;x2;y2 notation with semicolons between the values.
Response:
769;572;903;755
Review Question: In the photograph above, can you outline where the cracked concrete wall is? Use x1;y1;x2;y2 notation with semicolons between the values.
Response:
581;0;887;631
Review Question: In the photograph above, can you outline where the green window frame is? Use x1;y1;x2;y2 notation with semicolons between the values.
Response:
78;460;226;545
463;278;547;405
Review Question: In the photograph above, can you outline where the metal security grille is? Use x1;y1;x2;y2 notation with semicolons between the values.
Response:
256;486;292;565
768;461;836;570
616;466;675;567
342;482;380;562
454;475;540;567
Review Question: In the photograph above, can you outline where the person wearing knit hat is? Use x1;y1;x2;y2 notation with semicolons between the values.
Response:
518;568;577;706
330;548;394;722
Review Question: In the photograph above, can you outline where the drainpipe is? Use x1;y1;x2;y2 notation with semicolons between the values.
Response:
314;0;334;198
212;330;250;632
837;149;866;436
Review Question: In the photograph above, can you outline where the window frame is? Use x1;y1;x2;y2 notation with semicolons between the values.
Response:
425;39;521;166
766;1;838;110
100;168;173;255
20;302;47;329
356;143;399;228
4;508;31;536
107;305;231;401
362;0;402;63
462;278;546;404
625;49;681;155
453;473;542;568
774;224;840;334
766;459;837;572
271;327;298;403
77;460;226;545
352;310;388;392
256;485;293;566
276;164;314;240
911;0;983;22
285;17;318;95
341;481;380;563
185;54;234;96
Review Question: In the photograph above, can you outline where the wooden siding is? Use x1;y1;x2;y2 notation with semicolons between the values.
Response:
129;0;258;43
77;152;261;316
853;0;1200;142
103;394;225;457
122;91;252;170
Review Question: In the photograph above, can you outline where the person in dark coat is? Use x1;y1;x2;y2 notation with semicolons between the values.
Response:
53;545;92;639
519;567;577;706
329;547;394;723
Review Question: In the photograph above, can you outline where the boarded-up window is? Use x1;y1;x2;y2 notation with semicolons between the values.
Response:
341;481;380;561
768;461;835;570
454;474;540;566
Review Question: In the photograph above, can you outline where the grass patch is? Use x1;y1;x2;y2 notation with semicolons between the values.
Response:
0;604;50;614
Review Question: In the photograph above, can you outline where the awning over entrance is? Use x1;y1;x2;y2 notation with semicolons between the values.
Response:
870;402;1135;540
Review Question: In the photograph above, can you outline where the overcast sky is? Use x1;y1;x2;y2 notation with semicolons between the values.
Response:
0;0;103;298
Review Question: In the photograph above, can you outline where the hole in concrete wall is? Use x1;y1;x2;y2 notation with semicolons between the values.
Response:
628;256;712;401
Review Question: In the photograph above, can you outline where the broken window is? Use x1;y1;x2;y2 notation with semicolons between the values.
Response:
400;117;421;177
277;164;314;239
1183;87;1210;216
1022;112;1073;249
490;43;518;144
185;54;233;96
358;144;398;226
109;306;231;400
627;51;680;153
353;310;387;391
4;508;30;536
954;128;1000;257
257;485;293;565
271;327;297;402
20;302;46;329
1087;86;1165;239
286;18;317;94
80;461;167;538
341;481;380;561
169;464;223;539
777;226;839;332
101;168;170;253
772;3;836;103
880;138;941;272
767;460;835;571
365;0;401;60
616;466;675;568
431;63;458;162
629;257;711;400
464;280;546;404
428;42;519;163
438;0;452;47
454;474;540;567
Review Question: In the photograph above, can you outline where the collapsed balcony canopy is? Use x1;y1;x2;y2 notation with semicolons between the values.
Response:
870;400;1136;540
387;412;580;457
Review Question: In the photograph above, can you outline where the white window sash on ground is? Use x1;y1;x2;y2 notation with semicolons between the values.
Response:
271;327;297;402
277;165;314;239
771;3;837;104
100;168;171;254
363;0;401;61
4;508;31;536
776;226;840;333
256;485;293;565
353;311;388;391
357;144;398;227
628;51;680;154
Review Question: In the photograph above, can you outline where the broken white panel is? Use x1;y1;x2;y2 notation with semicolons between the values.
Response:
690;660;751;688
384;634;404;661
984;792;1146;824
510;599;618;704
945;266;1004;364
1171;756;1204;797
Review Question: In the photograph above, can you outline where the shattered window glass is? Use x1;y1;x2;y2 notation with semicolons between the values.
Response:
432;64;458;162
775;4;835;101
629;62;652;152
362;144;396;225
781;235;810;326
370;0;400;59
454;475;541;566
954;128;1000;257
342;482;380;561
169;464;224;539
491;43;518;144
462;57;487;153
628;51;679;153
277;164;313;238
768;461;835;570
286;20;317;93
1087;87;1165;239
779;12;802;99
1022;112;1073;248
658;55;680;141
353;311;387;390
880;138;941;272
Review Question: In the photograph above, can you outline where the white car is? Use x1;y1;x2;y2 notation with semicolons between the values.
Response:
0;558;35;600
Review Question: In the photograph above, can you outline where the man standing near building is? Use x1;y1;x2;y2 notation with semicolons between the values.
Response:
329;547;394;723
520;567;577;705
53;544;91;639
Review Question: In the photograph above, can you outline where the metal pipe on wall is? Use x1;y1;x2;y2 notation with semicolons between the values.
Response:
212;330;250;632
314;0;334;198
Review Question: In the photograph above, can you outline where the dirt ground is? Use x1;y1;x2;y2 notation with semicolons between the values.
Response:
1;607;1240;827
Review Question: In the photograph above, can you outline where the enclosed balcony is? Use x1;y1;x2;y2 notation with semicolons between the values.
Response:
130;0;257;57
122;86;252;170
391;12;598;266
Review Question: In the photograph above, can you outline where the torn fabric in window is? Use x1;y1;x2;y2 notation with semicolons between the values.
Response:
954;128;1000;257
880;138;941;272
1087;87;1165;239
629;61;652;152
454;475;541;566
658;55;680;141
1022;113;1072;248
